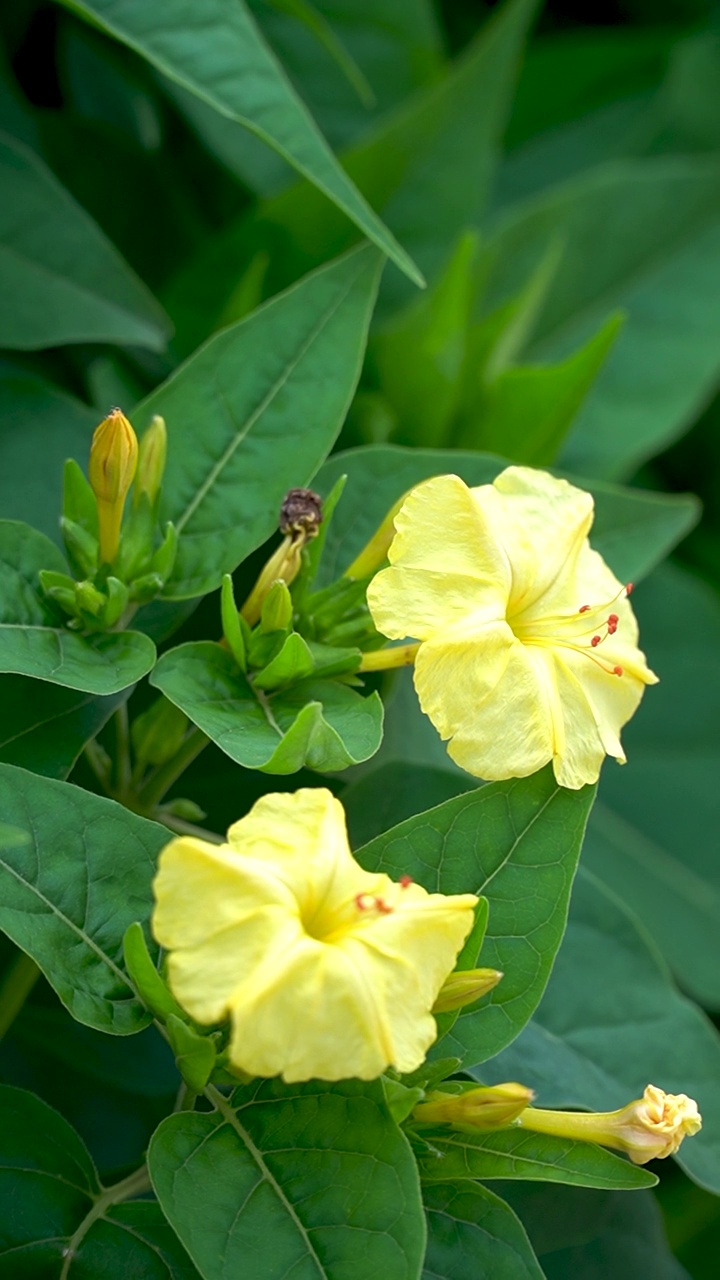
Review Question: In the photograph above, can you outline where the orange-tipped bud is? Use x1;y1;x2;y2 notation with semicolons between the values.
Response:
88;408;138;564
432;967;503;1013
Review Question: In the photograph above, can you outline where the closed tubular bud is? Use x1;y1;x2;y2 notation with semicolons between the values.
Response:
432;967;503;1014
413;1082;534;1130
516;1085;703;1165
88;408;138;565
134;415;167;507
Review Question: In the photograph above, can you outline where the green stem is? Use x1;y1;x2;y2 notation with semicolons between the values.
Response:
114;703;132;802
60;1164;152;1279
0;950;40;1041
137;727;209;810
84;738;112;793
156;813;223;844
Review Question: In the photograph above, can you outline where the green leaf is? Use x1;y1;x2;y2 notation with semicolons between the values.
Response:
312;445;699;589
369;230;479;448
151;641;383;773
0;1084;198;1277
422;1181;546;1279
357;768;596;1065
485;156;720;478
455;312;624;465
0;131;169;351
0;675;124;778
0;764;168;1034
60;0;421;285
478;869;720;1195
0;520;156;694
0;361;95;545
417;1125;655;1191
149;1078;425;1280
501;1183;690;1280
169;0;537;332
134;246;383;600
585;563;720;1009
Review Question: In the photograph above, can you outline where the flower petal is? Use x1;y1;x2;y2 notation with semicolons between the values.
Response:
367;474;510;640
473;467;594;618
414;621;554;779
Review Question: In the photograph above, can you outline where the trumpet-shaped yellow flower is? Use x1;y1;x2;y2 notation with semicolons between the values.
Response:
366;468;658;789
152;789;477;1083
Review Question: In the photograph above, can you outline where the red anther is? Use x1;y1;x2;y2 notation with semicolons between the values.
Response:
374;896;393;914
625;583;634;596
591;635;602;647
608;613;619;625
399;875;413;888
355;893;371;911
613;665;623;677
579;604;591;613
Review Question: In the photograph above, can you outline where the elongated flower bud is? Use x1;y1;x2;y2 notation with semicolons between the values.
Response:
516;1084;702;1165
432;967;503;1013
88;408;138;565
134;415;167;507
413;1082;534;1130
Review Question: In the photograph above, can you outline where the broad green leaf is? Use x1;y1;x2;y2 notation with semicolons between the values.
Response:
149;1078;425;1280
167;0;537;333
585;563;720;1008
151;641;383;773
501;1183;690;1280
133;246;383;600
478;869;720;1194
0;521;156;694
60;0;421;285
455;312;624;465
312;446;699;588
0;1085;198;1277
369;231;479;448
0;764;168;1034
344;762;470;848
485;156;720;478
0;674;124;778
0;626;156;695
357;768;596;1065
422;1181;544;1280
416;1125;655;1191
0;361;95;545
0;131;169;351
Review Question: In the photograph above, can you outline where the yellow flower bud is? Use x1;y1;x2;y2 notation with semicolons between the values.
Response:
344;493;406;581
432;967;503;1013
88;408;138;565
413;1082;534;1130
134;415;167;507
516;1084;702;1165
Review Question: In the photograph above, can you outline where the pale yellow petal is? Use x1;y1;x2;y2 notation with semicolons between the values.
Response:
414;623;554;779
152;837;295;950
525;647;606;789
367;475;510;640
166;910;304;1025
473;467;594;618
226;788;369;926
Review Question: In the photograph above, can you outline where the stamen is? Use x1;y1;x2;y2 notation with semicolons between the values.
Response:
613;665;623;677
625;582;634;596
399;875;413;888
591;635;602;647
355;892;395;915
375;897;393;914
579;604;591;614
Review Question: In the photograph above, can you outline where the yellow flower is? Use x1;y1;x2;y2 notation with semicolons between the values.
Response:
516;1084;702;1165
366;468;658;790
151;788;477;1083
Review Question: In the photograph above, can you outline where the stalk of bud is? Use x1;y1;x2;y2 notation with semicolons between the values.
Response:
515;1084;702;1164
413;1082;534;1130
432;967;503;1013
344;493;405;581
88;408;138;565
